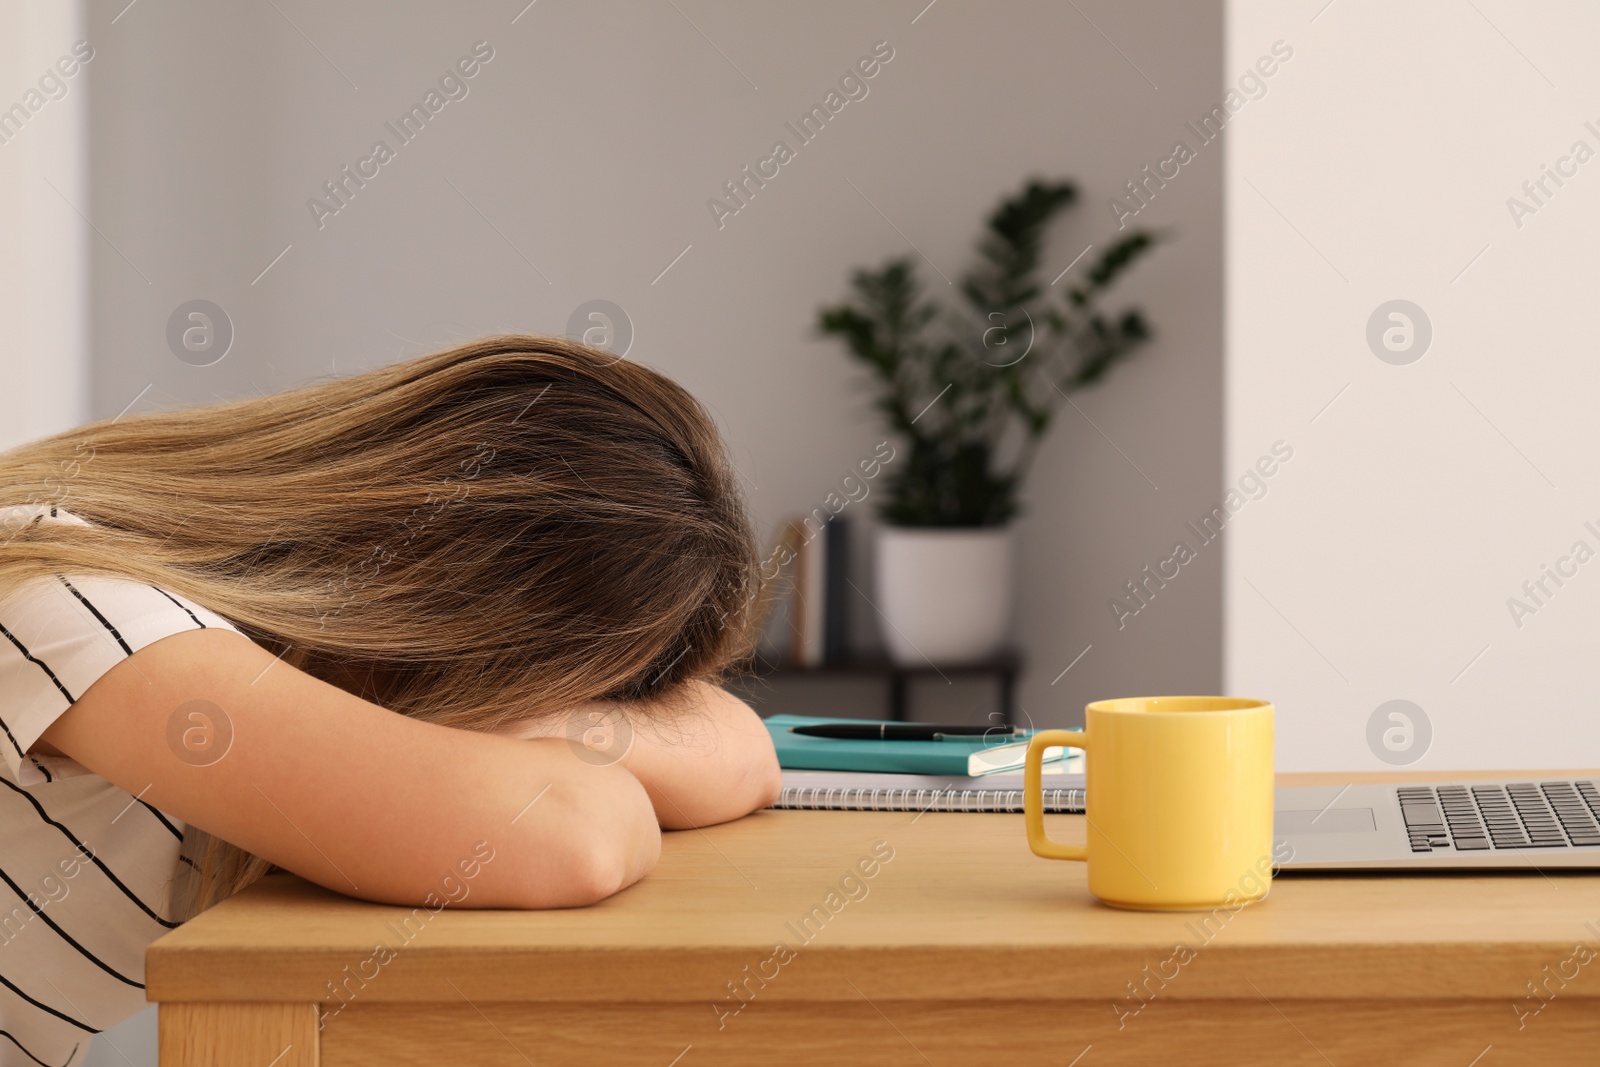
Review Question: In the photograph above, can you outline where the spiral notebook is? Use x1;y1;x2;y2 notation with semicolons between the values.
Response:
774;764;1085;814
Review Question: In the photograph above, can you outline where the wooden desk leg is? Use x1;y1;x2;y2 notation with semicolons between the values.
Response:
159;1002;319;1067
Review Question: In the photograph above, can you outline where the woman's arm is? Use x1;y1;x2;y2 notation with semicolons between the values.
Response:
490;680;781;830
620;681;782;829
38;628;661;908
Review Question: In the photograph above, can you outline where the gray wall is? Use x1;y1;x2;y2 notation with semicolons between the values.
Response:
87;0;1224;730
0;2;88;454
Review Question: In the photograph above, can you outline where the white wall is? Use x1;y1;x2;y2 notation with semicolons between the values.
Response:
1227;0;1600;769
0;7;138;1064
87;0;1226;729
0;1;89;453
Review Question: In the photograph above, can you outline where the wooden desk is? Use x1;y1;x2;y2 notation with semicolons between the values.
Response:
148;771;1600;1066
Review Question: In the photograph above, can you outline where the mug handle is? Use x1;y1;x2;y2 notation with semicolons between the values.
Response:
1025;729;1087;861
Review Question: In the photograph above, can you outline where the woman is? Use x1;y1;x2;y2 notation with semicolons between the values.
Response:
0;335;780;1066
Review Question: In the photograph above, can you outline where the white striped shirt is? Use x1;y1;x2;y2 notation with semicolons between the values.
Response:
0;506;247;1067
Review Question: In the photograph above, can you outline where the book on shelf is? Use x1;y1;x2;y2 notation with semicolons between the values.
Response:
822;516;850;663
795;516;825;666
755;513;851;667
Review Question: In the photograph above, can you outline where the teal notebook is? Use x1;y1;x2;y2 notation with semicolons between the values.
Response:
764;714;1063;775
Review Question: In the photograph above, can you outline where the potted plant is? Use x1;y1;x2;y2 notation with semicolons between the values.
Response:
816;178;1158;664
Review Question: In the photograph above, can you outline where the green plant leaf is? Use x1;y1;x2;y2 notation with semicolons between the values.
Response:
814;181;1160;526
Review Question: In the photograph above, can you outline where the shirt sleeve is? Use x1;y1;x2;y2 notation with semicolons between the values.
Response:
0;572;247;786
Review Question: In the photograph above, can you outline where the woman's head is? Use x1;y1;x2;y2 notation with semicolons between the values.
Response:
0;334;763;728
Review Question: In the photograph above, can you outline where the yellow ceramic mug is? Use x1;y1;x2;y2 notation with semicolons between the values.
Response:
1024;696;1275;911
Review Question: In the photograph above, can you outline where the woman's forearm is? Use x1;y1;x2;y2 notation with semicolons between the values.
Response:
43;629;663;911
616;681;782;829
491;681;780;829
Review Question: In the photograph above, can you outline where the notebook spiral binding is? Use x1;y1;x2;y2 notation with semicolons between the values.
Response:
775;785;1085;814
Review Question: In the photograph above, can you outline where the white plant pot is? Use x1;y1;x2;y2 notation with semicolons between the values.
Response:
873;524;1015;665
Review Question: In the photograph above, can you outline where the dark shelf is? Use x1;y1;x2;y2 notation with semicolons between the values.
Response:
750;650;1020;676
739;650;1023;724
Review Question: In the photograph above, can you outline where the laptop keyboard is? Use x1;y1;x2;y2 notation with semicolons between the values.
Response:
1396;781;1600;853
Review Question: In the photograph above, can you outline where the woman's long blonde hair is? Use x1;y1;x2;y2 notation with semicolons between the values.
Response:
0;335;763;914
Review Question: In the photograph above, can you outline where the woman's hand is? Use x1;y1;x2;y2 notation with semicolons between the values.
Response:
617;681;782;829
492;681;781;830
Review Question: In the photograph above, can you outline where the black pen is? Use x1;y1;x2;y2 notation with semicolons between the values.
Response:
789;723;1023;741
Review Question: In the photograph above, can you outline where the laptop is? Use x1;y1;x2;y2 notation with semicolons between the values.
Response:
1275;778;1600;870
775;766;1600;870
